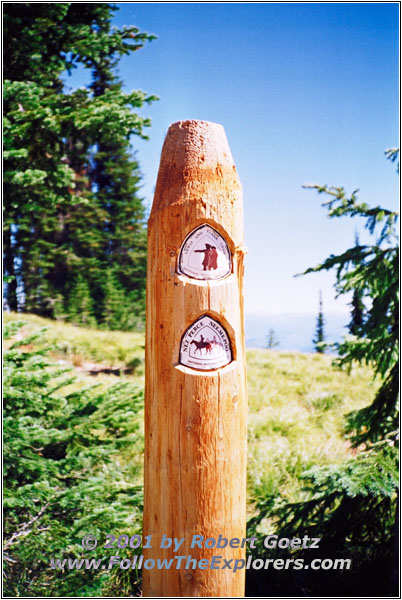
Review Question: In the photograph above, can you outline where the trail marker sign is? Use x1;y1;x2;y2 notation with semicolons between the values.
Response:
179;315;232;370
178;224;231;280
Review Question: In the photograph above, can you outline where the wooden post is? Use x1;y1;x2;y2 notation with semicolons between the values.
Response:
143;120;247;597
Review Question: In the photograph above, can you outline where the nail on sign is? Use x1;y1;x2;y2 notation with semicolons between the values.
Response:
180;315;232;370
178;224;231;280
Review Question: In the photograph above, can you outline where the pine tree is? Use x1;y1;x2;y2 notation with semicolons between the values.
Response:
66;274;96;327
3;321;145;596
313;290;325;353
266;327;280;349
3;3;156;326
88;50;148;324
101;268;125;330
348;232;365;335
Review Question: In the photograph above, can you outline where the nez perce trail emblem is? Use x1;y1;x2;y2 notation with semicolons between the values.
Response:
178;224;231;280
179;315;232;370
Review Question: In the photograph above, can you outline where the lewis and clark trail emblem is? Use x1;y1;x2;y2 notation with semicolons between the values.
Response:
178;224;231;280
179;315;232;370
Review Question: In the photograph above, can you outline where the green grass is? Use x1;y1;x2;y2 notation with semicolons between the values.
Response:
4;313;377;519
246;349;377;524
4;312;145;390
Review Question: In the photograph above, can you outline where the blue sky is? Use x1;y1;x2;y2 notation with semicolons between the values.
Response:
76;3;400;319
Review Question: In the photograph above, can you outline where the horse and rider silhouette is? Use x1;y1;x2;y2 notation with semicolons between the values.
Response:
195;244;218;271
190;334;223;355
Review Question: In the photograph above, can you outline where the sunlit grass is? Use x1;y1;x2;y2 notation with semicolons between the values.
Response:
4;313;378;519
4;311;145;387
246;348;378;516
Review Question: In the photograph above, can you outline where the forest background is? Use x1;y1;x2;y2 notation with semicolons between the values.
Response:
3;2;399;598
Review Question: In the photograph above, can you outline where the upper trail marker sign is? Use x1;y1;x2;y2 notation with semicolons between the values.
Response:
178;224;231;280
143;120;247;598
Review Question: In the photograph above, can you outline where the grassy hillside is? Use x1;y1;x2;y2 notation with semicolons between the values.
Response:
246;348;376;526
4;311;377;517
4;312;145;388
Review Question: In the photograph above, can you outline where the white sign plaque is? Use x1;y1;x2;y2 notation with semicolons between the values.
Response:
179;315;232;370
178;224;231;280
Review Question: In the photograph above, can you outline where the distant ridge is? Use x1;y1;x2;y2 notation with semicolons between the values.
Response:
245;312;349;353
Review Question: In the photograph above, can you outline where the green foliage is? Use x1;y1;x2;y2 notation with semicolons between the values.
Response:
313;290;325;353
3;3;157;327
247;153;399;596
67;273;97;327
348;232;365;336
3;321;145;597
100;268;144;331
349;286;365;336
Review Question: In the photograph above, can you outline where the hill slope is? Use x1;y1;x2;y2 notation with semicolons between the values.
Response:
4;312;376;507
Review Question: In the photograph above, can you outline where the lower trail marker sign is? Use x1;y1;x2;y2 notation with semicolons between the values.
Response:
143;120;247;597
179;314;232;371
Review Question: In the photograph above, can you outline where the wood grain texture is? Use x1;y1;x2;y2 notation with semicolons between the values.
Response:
143;120;247;597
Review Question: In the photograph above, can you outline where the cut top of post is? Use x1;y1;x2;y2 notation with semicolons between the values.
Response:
151;120;242;214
